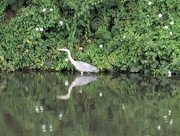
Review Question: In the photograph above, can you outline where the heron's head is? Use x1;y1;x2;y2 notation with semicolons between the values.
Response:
57;47;69;52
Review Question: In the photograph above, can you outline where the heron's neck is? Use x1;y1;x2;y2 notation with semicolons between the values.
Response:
66;50;75;64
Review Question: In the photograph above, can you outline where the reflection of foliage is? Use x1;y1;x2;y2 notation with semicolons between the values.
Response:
0;72;180;135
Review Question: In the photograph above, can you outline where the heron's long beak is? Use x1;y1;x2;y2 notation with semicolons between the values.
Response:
57;48;63;51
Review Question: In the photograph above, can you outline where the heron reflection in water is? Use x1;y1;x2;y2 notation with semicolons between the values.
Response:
57;75;98;100
57;48;99;76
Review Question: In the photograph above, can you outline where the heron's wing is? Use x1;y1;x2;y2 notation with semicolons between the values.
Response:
74;61;99;72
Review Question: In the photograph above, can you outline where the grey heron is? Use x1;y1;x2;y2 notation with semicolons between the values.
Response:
57;47;99;75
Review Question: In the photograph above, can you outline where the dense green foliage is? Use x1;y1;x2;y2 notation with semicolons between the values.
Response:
0;72;180;135
0;0;180;74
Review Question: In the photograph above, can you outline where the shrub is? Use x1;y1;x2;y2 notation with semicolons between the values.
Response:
0;0;179;75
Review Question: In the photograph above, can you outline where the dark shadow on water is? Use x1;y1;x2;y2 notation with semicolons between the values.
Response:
0;72;180;136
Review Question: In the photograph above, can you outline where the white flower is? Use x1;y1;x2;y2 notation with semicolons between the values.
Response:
168;70;172;77
49;8;53;11
42;124;46;129
169;31;173;36
148;1;152;5
163;115;167;119
79;47;83;50
157;125;161;130
168;110;171;115
65;58;69;62
59;21;63;26
42;124;46;132
40;28;44;31
123;35;126;39
169;119;173;125
170;21;174;25
35;27;39;31
99;92;103;97
99;44;103;48
164;26;168;29
42;8;46;12
35;106;39;113
158;14;162;18
64;80;69;86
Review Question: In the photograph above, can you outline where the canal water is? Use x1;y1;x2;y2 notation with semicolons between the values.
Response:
0;72;179;136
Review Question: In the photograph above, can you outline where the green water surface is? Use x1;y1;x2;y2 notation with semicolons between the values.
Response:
0;72;179;136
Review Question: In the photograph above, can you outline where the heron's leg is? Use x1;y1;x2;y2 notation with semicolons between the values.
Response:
81;72;83;76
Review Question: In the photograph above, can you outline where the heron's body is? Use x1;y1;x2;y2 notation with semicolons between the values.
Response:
57;48;99;75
